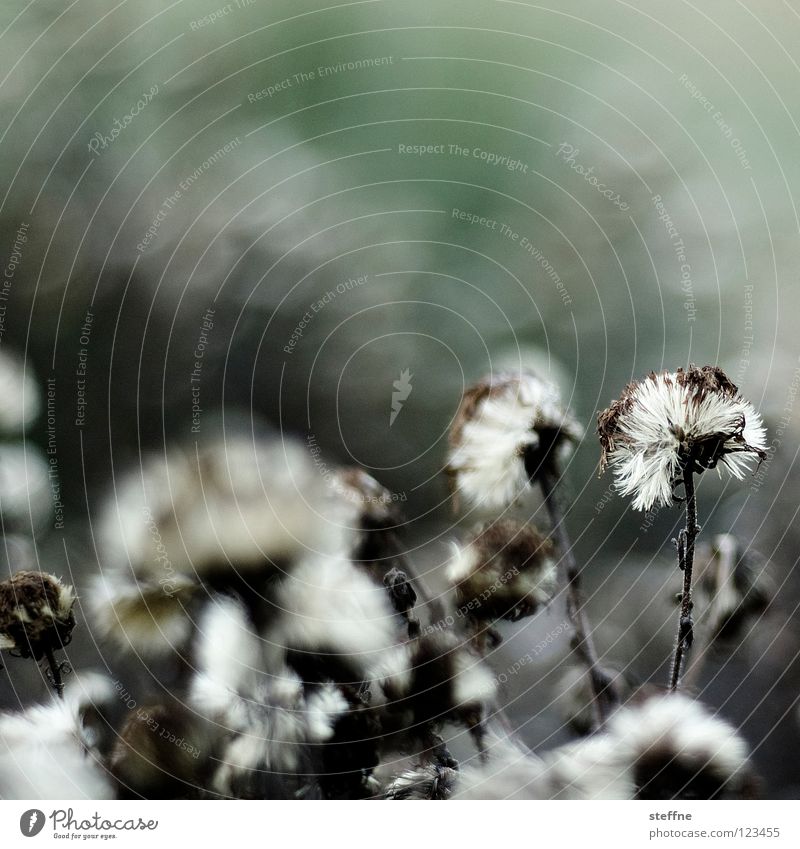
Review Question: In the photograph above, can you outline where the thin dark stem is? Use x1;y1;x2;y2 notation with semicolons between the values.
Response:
539;469;615;727
669;466;699;691
44;646;65;700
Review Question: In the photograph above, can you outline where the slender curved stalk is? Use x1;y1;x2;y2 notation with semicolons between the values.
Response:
44;646;65;700
669;466;699;691
539;469;615;726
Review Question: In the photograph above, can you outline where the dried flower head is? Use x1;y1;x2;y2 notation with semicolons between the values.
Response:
188;596;348;799
378;632;495;738
447;371;582;511
0;571;75;660
607;693;756;799
384;762;458;799
598;366;767;510
0;676;115;799
91;434;347;656
447;519;556;627
267;552;399;684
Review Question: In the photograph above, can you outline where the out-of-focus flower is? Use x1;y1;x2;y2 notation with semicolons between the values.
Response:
606;693;757;799
446;371;582;512
187;595;347;799
554;665;631;737
0;444;52;532
332;467;401;564
598;366;767;511
267;552;399;684
377;632;495;738
0;676;115;799
91;434;348;656
0;571;75;660
110;702;212;799
384;762;458;799
690;535;772;642
0;348;40;434
446;519;556;628
332;467;420;637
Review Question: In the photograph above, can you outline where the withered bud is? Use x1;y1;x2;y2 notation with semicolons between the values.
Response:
0;571;75;660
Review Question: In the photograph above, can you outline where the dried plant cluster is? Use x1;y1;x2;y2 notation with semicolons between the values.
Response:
0;364;772;800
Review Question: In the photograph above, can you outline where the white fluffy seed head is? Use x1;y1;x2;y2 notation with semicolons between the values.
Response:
0;688;114;799
447;371;582;512
266;552;399;680
607;693;752;797
100;434;349;583
88;569;196;658
446;520;557;624
598;366;767;511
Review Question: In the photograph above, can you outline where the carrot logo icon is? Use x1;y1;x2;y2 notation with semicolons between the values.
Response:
390;369;413;426
19;809;46;837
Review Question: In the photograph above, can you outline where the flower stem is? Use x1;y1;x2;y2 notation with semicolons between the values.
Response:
669;467;699;691
539;469;615;726
44;646;65;700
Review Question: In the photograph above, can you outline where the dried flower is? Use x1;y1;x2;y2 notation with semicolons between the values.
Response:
333;467;421;637
378;632;495;740
446;519;556;628
384;762;458;799
447;371;582;511
598;366;767;511
606;693;757;799
188;596;348;799
267;552;399;684
0;677;114;799
333;467;401;564
0;571;75;660
91;434;347;656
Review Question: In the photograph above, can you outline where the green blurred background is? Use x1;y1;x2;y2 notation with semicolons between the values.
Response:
1;0;799;795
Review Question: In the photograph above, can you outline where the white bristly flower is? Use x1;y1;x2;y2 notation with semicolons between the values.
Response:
447;371;582;512
598;366;767;511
